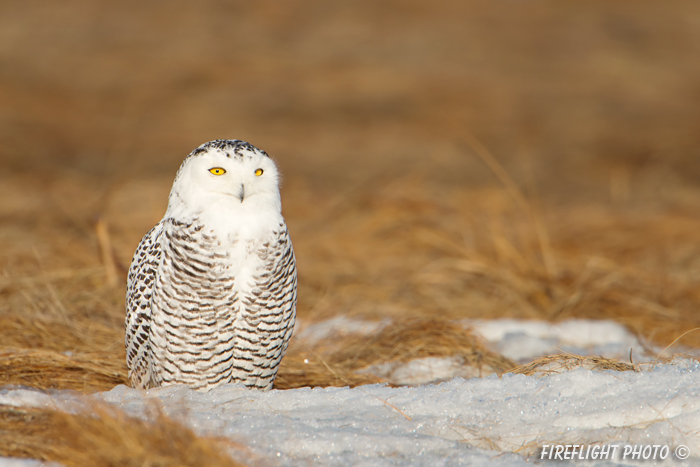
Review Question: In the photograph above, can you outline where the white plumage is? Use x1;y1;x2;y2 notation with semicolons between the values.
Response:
125;140;297;391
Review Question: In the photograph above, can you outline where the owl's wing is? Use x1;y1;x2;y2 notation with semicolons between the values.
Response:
125;221;164;389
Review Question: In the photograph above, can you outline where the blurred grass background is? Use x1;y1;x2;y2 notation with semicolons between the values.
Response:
1;0;700;394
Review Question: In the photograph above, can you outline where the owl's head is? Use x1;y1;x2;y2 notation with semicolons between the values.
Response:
166;140;282;218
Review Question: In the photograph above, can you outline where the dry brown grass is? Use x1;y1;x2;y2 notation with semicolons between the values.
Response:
510;354;638;377
0;310;126;393
0;403;245;467
276;318;515;389
2;0;700;463
0;349;126;393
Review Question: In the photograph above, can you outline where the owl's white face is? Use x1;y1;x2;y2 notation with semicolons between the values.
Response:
165;141;282;221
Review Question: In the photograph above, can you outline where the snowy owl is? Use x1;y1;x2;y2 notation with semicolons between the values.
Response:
125;139;297;391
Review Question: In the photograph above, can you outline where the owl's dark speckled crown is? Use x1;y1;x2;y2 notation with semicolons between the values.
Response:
187;139;269;160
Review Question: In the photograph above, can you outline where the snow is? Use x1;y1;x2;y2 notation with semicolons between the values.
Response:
293;316;389;344
0;460;58;467
360;356;490;386
468;319;652;362
2;319;699;467
326;318;661;386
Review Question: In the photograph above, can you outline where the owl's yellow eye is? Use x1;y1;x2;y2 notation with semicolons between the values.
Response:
209;167;226;175
255;168;264;176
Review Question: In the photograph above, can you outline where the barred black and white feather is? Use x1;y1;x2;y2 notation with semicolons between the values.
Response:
125;140;297;391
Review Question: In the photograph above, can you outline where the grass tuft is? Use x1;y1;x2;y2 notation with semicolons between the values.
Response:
0;402;244;467
509;354;638;376
276;318;515;388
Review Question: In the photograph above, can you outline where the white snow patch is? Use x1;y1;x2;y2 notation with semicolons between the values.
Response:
0;459;60;467
294;316;389;345
296;317;650;364
2;362;699;466
296;318;678;386
360;356;490;386
468;319;650;362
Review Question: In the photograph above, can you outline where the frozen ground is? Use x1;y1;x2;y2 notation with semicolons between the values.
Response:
298;318;666;386
467;319;655;363
1;319;699;467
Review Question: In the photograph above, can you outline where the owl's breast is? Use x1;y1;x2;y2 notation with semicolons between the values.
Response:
220;231;274;294
157;216;288;309
149;215;295;389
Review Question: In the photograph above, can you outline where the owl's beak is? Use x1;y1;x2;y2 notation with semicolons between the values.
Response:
237;183;245;203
